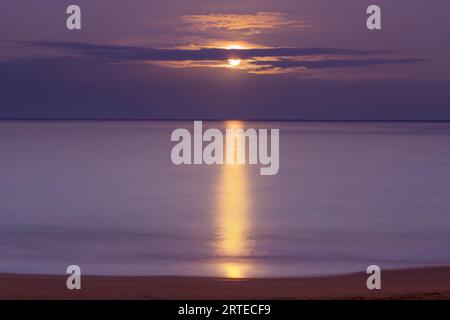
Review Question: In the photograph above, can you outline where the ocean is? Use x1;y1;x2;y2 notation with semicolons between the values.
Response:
0;121;449;277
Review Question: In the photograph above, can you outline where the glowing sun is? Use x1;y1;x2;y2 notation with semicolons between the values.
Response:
228;59;241;67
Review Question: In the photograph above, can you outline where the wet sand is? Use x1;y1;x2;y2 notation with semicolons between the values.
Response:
1;267;449;300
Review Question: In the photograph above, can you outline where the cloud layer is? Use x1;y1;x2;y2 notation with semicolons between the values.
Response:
180;12;306;31
20;41;422;75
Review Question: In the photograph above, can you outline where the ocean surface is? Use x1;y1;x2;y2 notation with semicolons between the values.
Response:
0;121;449;278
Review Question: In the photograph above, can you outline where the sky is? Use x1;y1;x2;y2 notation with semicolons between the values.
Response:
1;0;450;120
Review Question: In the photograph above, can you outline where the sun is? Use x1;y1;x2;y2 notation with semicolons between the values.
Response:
228;59;241;67
225;44;244;50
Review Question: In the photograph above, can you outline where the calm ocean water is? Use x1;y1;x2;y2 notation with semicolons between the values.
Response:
0;121;449;277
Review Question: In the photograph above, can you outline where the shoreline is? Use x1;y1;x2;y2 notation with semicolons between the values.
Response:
1;267;450;300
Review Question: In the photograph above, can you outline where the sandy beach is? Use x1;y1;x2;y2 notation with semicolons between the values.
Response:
1;267;449;300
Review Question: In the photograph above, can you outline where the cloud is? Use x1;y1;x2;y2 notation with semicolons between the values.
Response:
250;58;425;70
25;41;389;60
15;41;423;75
180;12;307;31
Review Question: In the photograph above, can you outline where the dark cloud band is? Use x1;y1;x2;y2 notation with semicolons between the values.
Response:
23;41;388;61
12;41;423;73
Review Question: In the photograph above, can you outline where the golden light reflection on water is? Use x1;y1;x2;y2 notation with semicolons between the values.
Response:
215;121;254;278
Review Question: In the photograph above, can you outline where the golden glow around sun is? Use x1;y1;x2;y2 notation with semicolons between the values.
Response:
228;59;241;67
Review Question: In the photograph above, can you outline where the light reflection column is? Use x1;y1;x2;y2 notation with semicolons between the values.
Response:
215;121;254;278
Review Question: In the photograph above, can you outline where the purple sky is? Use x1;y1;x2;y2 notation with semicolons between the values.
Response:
1;0;450;120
